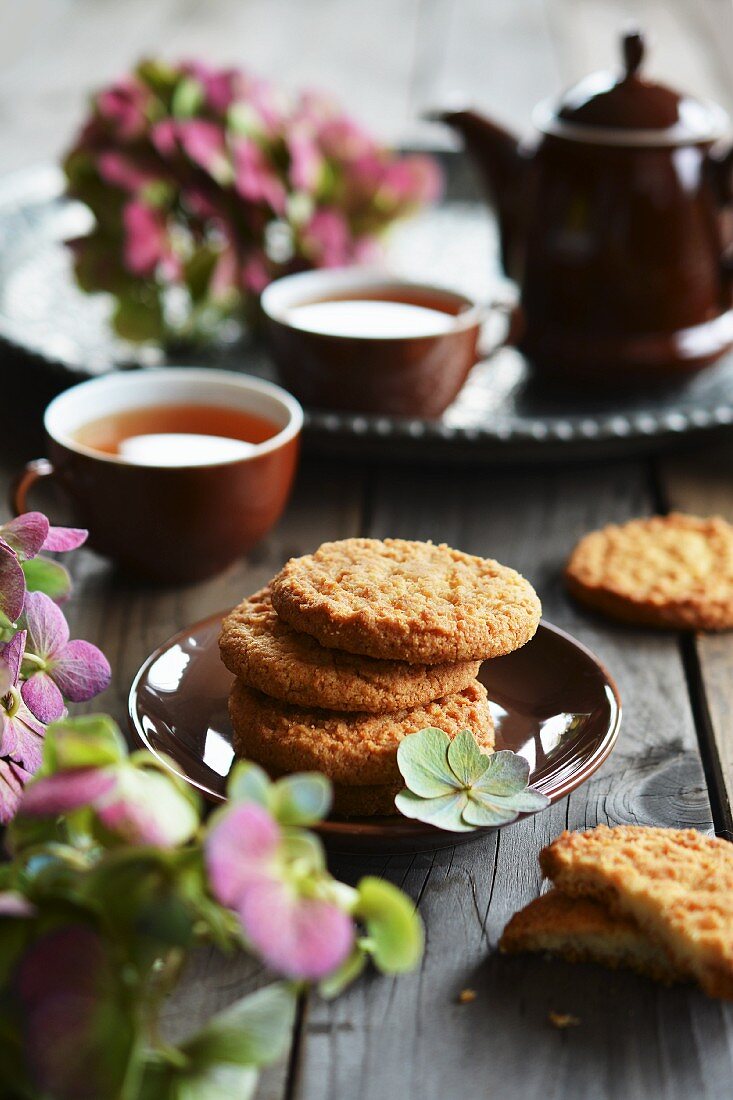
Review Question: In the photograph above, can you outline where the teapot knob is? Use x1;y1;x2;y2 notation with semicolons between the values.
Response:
622;29;645;79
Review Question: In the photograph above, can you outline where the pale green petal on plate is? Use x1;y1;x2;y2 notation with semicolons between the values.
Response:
461;794;520;828
394;789;474;832
396;727;459;797
470;749;531;796
446;729;490;787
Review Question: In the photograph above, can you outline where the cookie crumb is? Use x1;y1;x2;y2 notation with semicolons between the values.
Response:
457;988;477;1004
548;1011;580;1029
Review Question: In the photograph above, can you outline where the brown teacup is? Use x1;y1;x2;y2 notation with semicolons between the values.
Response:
12;368;302;583
261;268;484;418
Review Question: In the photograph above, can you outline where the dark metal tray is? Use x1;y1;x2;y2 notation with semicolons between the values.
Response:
2;160;733;462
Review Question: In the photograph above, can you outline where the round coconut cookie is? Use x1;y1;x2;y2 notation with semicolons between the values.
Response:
566;513;733;631
269;538;541;663
219;588;481;712
229;678;494;788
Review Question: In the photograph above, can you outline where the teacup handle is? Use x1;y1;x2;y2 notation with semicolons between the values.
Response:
10;459;56;517
477;295;523;358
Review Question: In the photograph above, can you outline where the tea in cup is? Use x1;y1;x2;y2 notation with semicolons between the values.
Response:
12;369;302;582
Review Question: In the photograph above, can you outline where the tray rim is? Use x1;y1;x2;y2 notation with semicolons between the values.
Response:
4;162;733;463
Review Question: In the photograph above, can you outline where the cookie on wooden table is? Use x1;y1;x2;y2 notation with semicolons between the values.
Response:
270;538;541;663
499;889;684;984
540;825;733;1000
219;587;481;712
566;513;733;631
229;678;494;792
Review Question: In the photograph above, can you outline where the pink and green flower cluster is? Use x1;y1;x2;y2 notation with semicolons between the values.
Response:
1;717;423;1098
64;59;442;342
0;513;110;823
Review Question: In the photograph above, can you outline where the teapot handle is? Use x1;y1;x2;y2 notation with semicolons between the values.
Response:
708;143;733;277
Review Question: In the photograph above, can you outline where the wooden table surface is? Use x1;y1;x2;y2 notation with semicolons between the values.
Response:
6;1;733;1097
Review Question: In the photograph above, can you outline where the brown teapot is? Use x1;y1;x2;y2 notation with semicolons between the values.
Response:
433;31;733;386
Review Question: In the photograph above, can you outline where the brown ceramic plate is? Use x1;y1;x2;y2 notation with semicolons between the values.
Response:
128;613;621;854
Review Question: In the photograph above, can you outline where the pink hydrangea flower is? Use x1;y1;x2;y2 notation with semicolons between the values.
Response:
98;151;157;194
16;925;128;1100
241;253;270;294
0;512;86;560
21;759;197;847
182;60;238;113
0;544;25;625
233;139;286;213
97;77;150;140
302;208;351;267
66;59;443;340
151;118;178;158
209;245;239;300
0;632;46;823
21;591;110;725
0;514;86;625
205;803;354;980
317;114;374;162
381;155;443;205
123;201;170;276
287;129;323;192
178;120;231;182
151;118;230;182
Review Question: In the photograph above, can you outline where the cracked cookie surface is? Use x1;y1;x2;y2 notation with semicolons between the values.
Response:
219;587;481;711
229;677;494;788
269;538;541;663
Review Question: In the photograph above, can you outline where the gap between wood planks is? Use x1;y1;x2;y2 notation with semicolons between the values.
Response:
652;450;733;840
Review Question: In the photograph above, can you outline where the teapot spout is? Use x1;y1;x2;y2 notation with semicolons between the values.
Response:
428;109;528;278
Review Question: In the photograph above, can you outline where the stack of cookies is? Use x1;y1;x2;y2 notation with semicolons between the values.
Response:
219;538;542;817
501;825;733;1000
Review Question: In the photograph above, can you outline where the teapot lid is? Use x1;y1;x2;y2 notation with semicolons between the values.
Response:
536;31;728;145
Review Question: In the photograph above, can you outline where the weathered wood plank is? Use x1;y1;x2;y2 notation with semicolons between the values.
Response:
658;441;733;838
294;458;731;1100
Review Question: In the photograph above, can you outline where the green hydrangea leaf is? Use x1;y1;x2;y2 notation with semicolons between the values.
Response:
355;877;424;973
395;729;549;833
83;850;195;954
113;290;165;342
462;794;521;828
0;895;34;986
278;828;327;875
172;76;204;118
470;750;531;796
175;1066;259;1100
318;946;367;999
227;761;271;807
182;982;296;1069
184;247;219;303
446;729;490;786
463;785;550;827
22;556;71;601
509;787;551;812
136;59;180;101
142;180;176;208
110;766;199;846
227;102;263;138
396;727;458;797
42;715;127;773
269;772;332;826
395;789;474;832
